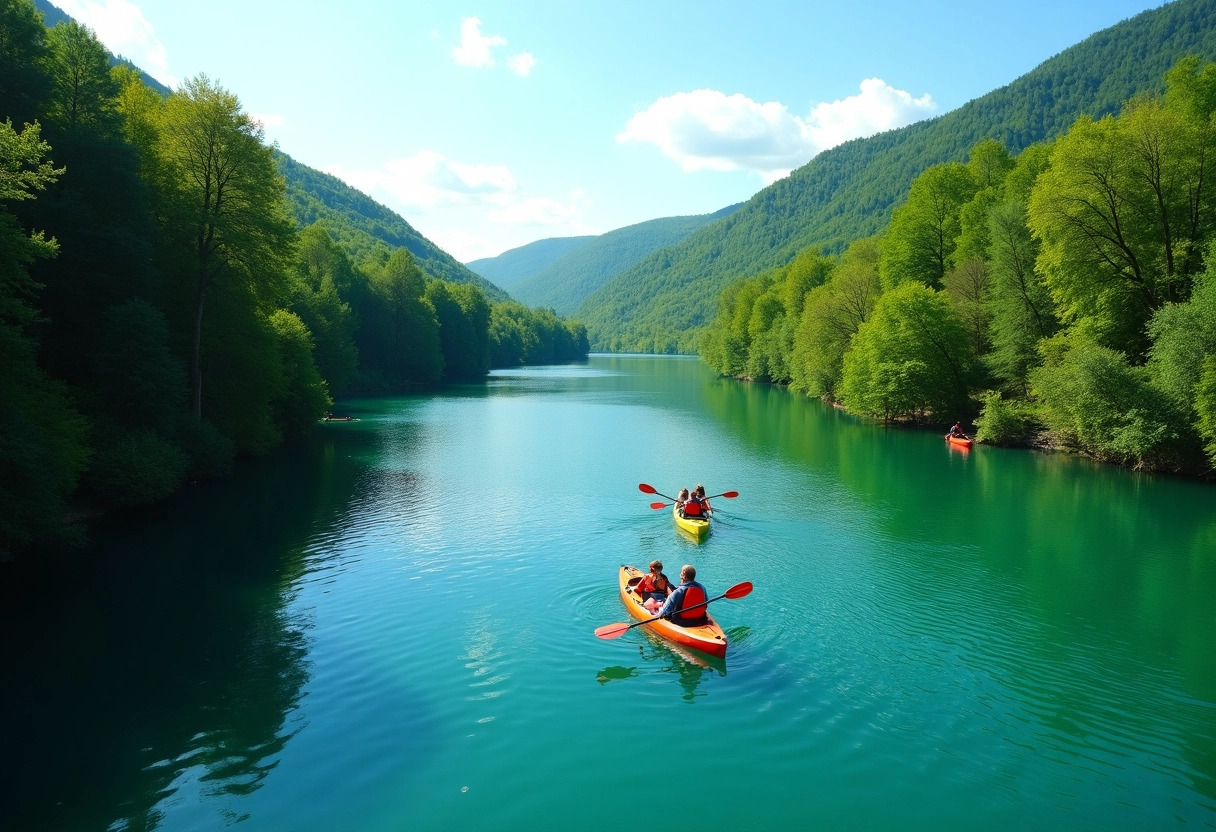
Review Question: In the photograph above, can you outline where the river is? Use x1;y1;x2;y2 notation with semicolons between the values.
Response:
2;355;1214;831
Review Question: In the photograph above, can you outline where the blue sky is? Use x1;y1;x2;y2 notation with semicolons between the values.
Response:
53;0;1166;261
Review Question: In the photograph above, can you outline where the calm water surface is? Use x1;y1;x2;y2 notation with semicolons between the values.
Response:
3;356;1215;831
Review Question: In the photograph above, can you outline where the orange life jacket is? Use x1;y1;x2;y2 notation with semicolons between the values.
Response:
677;583;707;620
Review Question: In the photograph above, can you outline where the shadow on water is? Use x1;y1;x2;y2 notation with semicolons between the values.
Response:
0;426;416;832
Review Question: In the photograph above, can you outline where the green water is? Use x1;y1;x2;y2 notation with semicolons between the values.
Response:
3;356;1215;831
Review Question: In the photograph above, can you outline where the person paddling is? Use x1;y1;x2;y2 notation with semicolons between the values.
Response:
658;565;709;627
947;421;968;439
682;489;707;519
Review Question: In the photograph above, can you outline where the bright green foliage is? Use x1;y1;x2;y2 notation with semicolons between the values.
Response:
1148;263;1216;412
1029;333;1189;467
268;309;331;438
974;390;1036;445
427;281;491;380
790;237;882;397
968;139;1016;189
700;247;833;382
954;187;1001;265
1196;356;1216;466
880;163;977;290
984;197;1057;393
44;21;118;132
839;283;976;421
1028;94;1216;357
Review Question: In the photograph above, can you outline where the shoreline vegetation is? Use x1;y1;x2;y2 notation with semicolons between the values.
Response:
700;58;1216;481
0;1;588;560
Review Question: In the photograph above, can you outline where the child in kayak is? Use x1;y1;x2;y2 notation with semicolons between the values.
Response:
675;487;690;513
636;560;673;613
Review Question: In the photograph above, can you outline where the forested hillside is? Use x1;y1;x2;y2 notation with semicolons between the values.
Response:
578;0;1216;353
0;0;586;558
700;57;1216;475
466;236;595;291
510;204;741;315
275;151;507;300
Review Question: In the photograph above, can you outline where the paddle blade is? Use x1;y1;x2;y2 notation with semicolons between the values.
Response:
720;491;738;498
594;623;631;640
724;581;753;599
638;483;657;494
650;502;669;509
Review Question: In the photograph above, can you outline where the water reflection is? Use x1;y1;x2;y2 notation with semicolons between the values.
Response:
0;428;368;831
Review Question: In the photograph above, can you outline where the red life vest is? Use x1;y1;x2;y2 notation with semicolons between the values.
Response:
637;574;668;595
683;498;704;517
677;583;707;620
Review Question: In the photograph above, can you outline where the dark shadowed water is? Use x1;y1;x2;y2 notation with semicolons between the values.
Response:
3;355;1214;831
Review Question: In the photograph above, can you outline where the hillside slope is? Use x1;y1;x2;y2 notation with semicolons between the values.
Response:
466;236;596;291
577;0;1216;353
511;204;741;316
275;152;507;299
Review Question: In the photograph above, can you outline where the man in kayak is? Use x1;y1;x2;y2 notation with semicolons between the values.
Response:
947;422;968;439
658;565;709;627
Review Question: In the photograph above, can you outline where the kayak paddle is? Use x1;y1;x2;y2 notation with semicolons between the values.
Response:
594;581;754;640
638;483;679;502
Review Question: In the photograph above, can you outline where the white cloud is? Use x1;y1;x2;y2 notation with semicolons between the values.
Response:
326;151;517;209
249;112;285;130
451;17;535;77
451;17;506;68
55;0;175;86
507;52;536;77
488;197;577;226
618;79;936;181
325;155;589;261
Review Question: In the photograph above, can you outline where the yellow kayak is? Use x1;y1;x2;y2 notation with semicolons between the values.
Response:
673;504;710;539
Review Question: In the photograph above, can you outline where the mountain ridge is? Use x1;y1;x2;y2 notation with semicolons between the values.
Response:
576;0;1216;352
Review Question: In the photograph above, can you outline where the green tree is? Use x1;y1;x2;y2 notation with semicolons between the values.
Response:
268;309;331;437
1028;93;1215;356
984;197;1058;393
363;248;442;385
839;283;975;421
158;74;296;418
790;237;881;397
0;0;50;126
0;117;87;554
44;21;118;132
1029;333;1189;468
880;162;977;290
427;280;490;380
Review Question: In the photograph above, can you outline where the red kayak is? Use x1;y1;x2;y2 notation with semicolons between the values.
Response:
945;434;973;449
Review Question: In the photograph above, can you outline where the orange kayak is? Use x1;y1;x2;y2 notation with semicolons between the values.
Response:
945;434;973;449
618;565;729;658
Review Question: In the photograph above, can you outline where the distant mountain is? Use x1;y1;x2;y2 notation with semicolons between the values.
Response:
510;205;742;316
33;0;504;301
577;0;1216;353
467;236;596;291
275;152;506;299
